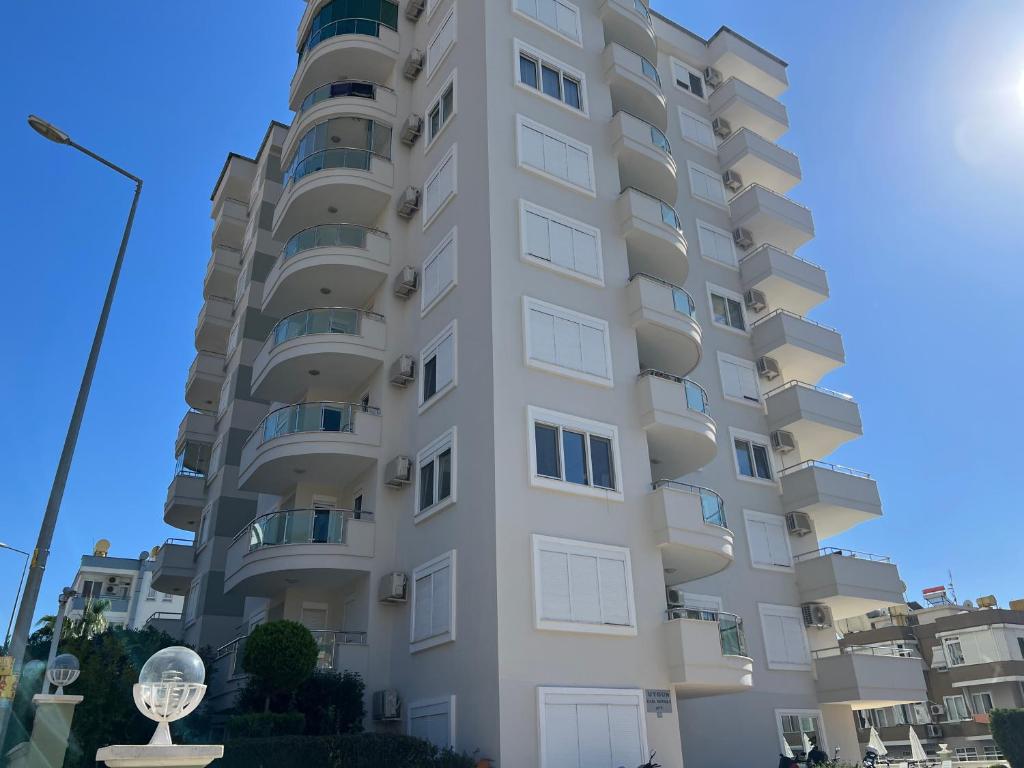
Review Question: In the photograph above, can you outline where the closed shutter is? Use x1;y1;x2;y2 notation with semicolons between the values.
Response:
539;550;572;621
434;334;454;389
690;165;725;204
738;364;760;401
681;113;715;150
549;218;574;270
537;540;632;628
519;118;594;192
765;520;791;567
721;357;759;402
762;613;790;666
427;10;455;79
720;359;744;400
566;145;591;188
430;563;451;636
554;0;579;39
572;228;598;276
541;690;645;768
529;308;557;365
698;223;736;266
747;519;773;568
425;150;456;222
521;124;545;169
780;614;809;665
528;300;609;380
597;558;629;625
568;554;601;623
543;134;568;179
525;209;551;261
579;325;607;377
554;316;583;371
410;701;451;748
413;573;432;641
543;702;580;766
423;235;455;307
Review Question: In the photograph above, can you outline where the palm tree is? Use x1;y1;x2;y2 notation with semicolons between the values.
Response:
35;598;110;643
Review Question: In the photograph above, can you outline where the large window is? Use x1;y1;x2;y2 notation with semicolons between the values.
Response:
718;353;760;405
410;551;456;652
283;117;392;186
760;605;811;670
416;428;456;522
671;58;707;100
524;297;612;386
528;406;622;500
513;0;582;45
733;433;774;482
422;227;457;315
515;40;586;114
425;6;456;82
679;107;716;151
687;161;727;207
744;511;792;571
538;688;647;768
426;71;457;150
423;145;457;229
697;220;738;268
408;696;455;749
532;535;636;635
971;692;994;714
420;320;457;410
519;200;602;284
943;695;969;721
708;285;747;332
517;115;595;195
943;637;966;666
777;711;826;760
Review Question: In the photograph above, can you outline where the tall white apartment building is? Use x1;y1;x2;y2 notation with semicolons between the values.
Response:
155;1;922;765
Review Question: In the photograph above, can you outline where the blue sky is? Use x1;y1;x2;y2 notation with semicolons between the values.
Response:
1;1;1022;630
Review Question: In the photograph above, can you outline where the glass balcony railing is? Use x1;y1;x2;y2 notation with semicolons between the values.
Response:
311;629;368;670
639;369;711;416
298;80;390;114
649;124;671;155
628;273;695;318
245;507;372;551
268;307;383;348
300;0;399;59
666;604;749;657
631;0;651;20
284;147;387;186
174;440;211;478
254;401;380;447
652;480;727;528
622;188;683;233
281;223;388;262
284;118;393;187
640;54;661;87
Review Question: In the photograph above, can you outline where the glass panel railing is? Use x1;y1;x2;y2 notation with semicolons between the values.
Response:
247;508;349;550
257;402;380;446
652;480;727;528
310;629;368;670
718;613;749;657
174;441;211;478
649;125;671;155
269;307;382;347
640;55;661;87
683;379;710;416
284;147;379;186
671;287;695;317
300;1;400;58
632;0;651;20
282;223;386;261
299;80;384;114
660;200;682;232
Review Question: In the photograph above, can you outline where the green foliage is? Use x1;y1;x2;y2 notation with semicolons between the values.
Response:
214;733;475;768
237;670;366;735
226;712;306;739
241;621;318;709
991;708;1024;768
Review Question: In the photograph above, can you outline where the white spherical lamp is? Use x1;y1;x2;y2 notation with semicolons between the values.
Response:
133;646;207;746
47;654;80;695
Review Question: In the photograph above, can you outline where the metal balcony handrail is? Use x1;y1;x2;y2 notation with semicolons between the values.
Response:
281;222;390;262
614;110;672;156
233;506;374;546
284;145;392;188
203;294;234;306
762;380;854;401
214;634;247;660
749;308;839;333
245;401;382;449
778;459;873;480
218;197;249;209
144;612;182;623
265;306;386;347
627;273;695;317
737;242;824;271
717;126;799;164
664;605;749;657
728;182;812;212
620;186;683;232
300;9;400;59
310;629;368;646
298;79;395;115
813;644;919;660
629;0;652;22
638;369;711;417
793;547;891;564
162;537;193;547
652;480;727;528
212;244;242;255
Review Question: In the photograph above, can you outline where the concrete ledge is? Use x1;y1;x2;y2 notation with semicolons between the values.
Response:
96;744;224;768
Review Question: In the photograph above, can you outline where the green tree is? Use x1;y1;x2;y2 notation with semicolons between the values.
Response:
241;620;319;712
238;669;366;735
991;709;1024;768
37;597;111;641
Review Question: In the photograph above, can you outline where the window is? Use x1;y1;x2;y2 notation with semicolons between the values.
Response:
416;428;456;522
971;692;993;714
744;511;792;570
697;220;738;268
708;285;747;332
538;688;647;768
679;107;716;151
422;227;457;315
198;506;213;548
943;695;969;721
688;161;727;207
410;551;456;652
217;373;232;420
528;406;622;500
426;71;457;148
777;711;826;758
984;746;1005;760
515;41;586;114
1018;636;1024;659
516;115;595;195
734;435;773;481
409;696;455;749
718;353;760;405
532;535;636;635
672;58;706;100
423;145;457;229
513;0;582;45
426;6;456;82
955;747;979;761
420;321;457;409
760;605;811;670
146;584;157;601
524;297;612;386
519;200;602;284
944;638;966;666
184;578;201;625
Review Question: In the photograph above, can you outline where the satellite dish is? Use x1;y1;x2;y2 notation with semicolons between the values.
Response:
139;550;151;561
93;539;111;557
963;600;974;608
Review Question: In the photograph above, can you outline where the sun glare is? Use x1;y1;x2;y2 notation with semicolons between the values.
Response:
1018;70;1024;111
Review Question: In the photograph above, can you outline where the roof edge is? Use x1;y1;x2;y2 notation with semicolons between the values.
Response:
651;12;788;69
209;119;291;201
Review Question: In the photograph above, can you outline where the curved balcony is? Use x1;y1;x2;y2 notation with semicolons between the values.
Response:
164;473;205;532
176;408;215;453
239;402;381;494
627;273;701;377
638;370;717;477
184;350;225;411
262;224;391;315
600;0;656;65
224;507;375;596
764;381;862;460
664;608;753;696
617;188;688;285
289;1;400;111
780;461;882;539
251;308;386;403
204;246;242;300
611;111;677;203
194;296;233;354
650;481;733;583
211;197;247;249
603;43;667;130
151;538;195;595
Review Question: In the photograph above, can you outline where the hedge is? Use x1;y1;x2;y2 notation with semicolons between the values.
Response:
214;733;474;768
225;712;306;740
991;709;1024;768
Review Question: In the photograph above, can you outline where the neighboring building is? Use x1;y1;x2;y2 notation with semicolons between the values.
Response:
67;540;183;632
839;592;1024;763
155;2;920;765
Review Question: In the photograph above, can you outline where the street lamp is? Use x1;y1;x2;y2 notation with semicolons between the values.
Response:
0;116;143;746
0;543;30;649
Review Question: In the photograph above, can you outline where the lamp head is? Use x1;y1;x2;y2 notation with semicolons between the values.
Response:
27;115;71;145
47;654;80;695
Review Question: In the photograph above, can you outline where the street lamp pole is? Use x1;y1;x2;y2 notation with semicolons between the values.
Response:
0;116;142;747
42;588;77;695
0;544;30;650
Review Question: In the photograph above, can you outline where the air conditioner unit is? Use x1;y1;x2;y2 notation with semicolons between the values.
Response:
756;356;781;380
105;585;116;594
722;169;743;192
404;49;425;80
733;227;754;250
771;430;797;453
704;67;723;88
107;576;118;584
929;704;945;717
400;114;423;146
744;288;767;313
378;572;409;603
389;354;416;386
785;511;813;537
372;689;402;721
926;724;943;738
384;455;413;487
665;587;684;608
802;603;833;629
405;0;426;20
393;266;419;298
396;186;421;219
712;117;732;139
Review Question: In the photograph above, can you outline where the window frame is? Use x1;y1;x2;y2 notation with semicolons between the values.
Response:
687;160;728;209
943;637;966;667
775;709;828;756
537;687;649;768
515;114;597;197
696;219;739;269
511;0;583;48
425;70;458;153
731;428;777;485
409;550;457;653
421;226;458;317
184;577;201;626
513;39;588;117
971;691;994;715
717;351;761;407
743;509;793;572
671;57;708;102
415;428;457;523
531;534;637;636
425;5;457;83
706;282;749;335
678;106;717;152
419;320;458;412
407;695;457;750
522;296;613;387
760;604;812;671
423;144;458;231
943;694;970;722
527;405;624;501
518;199;604;286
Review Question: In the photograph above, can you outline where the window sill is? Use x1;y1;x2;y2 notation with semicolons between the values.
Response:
530;474;624;503
421;280;457;318
521;252;604;287
418;381;457;414
722;394;763;409
526;358;613;389
536;619;637;637
514;80;590;120
410;633;454;654
414;496;455;524
735;474;778;489
519;162;596;199
710;320;751;338
511;8;583;48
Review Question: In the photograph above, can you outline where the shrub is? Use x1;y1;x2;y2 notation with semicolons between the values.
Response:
215;733;475;768
236;670;366;735
241;620;318;711
992;708;1024;768
226;712;306;739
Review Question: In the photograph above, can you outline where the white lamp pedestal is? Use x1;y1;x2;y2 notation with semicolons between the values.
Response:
95;744;224;767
